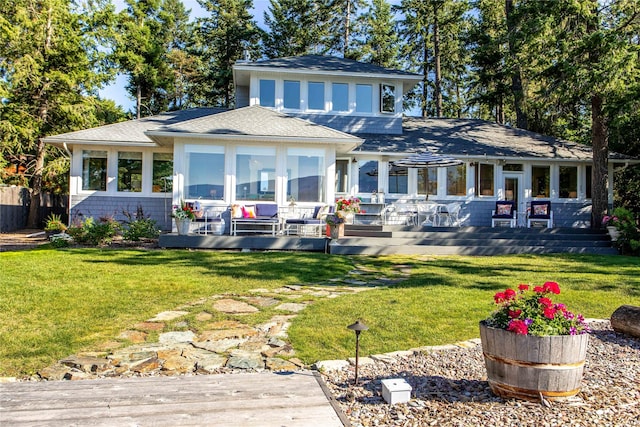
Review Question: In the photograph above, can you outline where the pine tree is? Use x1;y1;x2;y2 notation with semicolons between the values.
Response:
263;0;322;58
355;0;400;68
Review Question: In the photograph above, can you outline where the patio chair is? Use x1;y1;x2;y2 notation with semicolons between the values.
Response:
528;201;553;228
416;202;440;226
440;203;462;227
284;205;332;236
491;200;516;228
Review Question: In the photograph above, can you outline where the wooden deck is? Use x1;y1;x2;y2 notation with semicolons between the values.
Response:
0;371;347;426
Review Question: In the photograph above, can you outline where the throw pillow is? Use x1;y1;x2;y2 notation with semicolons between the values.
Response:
315;206;330;219
496;203;512;216
533;204;548;216
231;204;243;218
242;205;256;218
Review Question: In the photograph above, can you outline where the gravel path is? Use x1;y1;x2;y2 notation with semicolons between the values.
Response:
321;320;640;427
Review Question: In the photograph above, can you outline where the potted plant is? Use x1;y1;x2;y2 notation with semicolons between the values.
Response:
172;200;195;235
325;212;346;239
603;207;640;254
335;196;362;224
44;213;67;238
480;281;590;401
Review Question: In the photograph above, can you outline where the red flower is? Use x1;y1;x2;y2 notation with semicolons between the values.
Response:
538;297;553;307
494;292;506;303
507;319;529;335
518;284;529;292
543;281;561;294
533;286;544;293
544;307;556;319
508;309;522;318
504;288;516;300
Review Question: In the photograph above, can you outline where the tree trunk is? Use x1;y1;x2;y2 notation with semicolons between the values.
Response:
505;0;528;129
422;40;429;118
344;0;351;57
136;84;142;119
433;2;442;118
27;139;45;228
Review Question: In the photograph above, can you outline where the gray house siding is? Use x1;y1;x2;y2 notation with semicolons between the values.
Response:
71;195;174;230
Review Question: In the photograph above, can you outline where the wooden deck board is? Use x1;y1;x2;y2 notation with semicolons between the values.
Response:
0;371;345;426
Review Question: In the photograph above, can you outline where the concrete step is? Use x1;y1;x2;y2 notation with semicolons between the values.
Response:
334;237;613;248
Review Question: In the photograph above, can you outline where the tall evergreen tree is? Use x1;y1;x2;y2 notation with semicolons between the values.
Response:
193;0;262;107
0;0;120;226
263;0;322;58
323;0;365;57
355;0;400;68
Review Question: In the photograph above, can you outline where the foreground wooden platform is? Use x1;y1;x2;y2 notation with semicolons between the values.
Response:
0;371;346;426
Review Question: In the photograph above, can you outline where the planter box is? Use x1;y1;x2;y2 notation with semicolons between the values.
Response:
479;321;588;401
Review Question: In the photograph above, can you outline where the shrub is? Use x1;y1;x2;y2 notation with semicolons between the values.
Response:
121;206;160;241
67;216;120;246
44;213;67;233
609;207;640;256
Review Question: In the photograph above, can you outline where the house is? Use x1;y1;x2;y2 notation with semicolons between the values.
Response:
43;55;636;231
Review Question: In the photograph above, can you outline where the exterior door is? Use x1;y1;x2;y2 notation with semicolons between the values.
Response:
503;173;525;215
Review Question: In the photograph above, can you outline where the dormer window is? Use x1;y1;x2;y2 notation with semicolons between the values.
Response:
284;80;300;109
259;79;275;107
380;84;395;113
356;84;372;113
308;82;325;110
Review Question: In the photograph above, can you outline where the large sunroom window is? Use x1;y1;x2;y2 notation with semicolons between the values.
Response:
388;165;407;194
418;168;437;196
185;145;225;200
358;160;378;193
236;146;276;201
117;152;142;192
259;79;275;107
152;153;173;193
287;148;325;202
446;164;466;196
559;166;578;198
478;164;494;196
82;150;107;191
532;166;550;198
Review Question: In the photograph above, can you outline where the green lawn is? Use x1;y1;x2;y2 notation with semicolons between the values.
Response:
1;248;638;378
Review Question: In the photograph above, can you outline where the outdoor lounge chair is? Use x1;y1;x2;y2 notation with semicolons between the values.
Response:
528;200;553;228
491;200;516;228
284;205;333;236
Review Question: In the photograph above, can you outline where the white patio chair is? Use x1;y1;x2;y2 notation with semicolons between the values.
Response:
417;202;440;226
441;203;461;227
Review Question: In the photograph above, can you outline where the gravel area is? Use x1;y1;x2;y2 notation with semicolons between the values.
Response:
321;320;640;427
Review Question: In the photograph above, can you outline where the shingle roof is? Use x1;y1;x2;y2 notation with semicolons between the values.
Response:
43;108;226;146
357;117;633;161
234;55;422;78
149;105;361;141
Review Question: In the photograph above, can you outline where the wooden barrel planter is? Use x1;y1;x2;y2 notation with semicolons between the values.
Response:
479;321;589;401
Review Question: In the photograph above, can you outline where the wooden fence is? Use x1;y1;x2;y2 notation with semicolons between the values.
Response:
0;186;68;232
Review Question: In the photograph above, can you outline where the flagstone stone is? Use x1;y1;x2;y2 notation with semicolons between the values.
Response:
315;359;349;371
212;298;259;314
161;356;195;373
196;328;258;341
275;302;307;312
156;348;183;360
195;354;228;373
238;339;270;352
59;355;111;373
267;337;287;347
226;350;264;370
118;330;148;343
158;331;196;344
241;296;280;307
147;311;189;322
133;321;165;331
265;357;299;371
130;357;161;373
195;312;213;322
38;363;71;381
205;320;248;330
191;338;247;353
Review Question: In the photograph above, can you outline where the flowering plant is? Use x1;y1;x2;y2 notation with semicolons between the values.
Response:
602;215;621;228
325;211;346;226
172;200;196;220
484;282;590;336
335;196;362;213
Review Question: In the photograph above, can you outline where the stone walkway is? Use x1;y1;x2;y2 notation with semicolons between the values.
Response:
26;263;412;382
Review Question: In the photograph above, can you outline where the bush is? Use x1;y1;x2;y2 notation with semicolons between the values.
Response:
44;213;67;233
610;207;640;256
121;206;160;241
67;216;120;246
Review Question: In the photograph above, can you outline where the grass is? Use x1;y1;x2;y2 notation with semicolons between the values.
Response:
1;248;639;378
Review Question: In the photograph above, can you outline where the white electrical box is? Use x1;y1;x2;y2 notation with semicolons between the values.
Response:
381;378;412;404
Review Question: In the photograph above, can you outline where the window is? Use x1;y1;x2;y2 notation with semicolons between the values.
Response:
388;165;407;194
358;160;378;193
503;163;523;171
446;164;466;196
185;145;225;200
478;164;494;196
117;152;142;192
380;84;395;113
532;166;550;197
259;79;275;107
332;83;348;112
335;159;349;193
152;153;173;193
287;148;325;202
82;150;107;191
283;80;300;109
559;166;578;198
418;168;438;196
586;165;592;199
236;146;276;201
356;84;372;113
308;82;325;110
